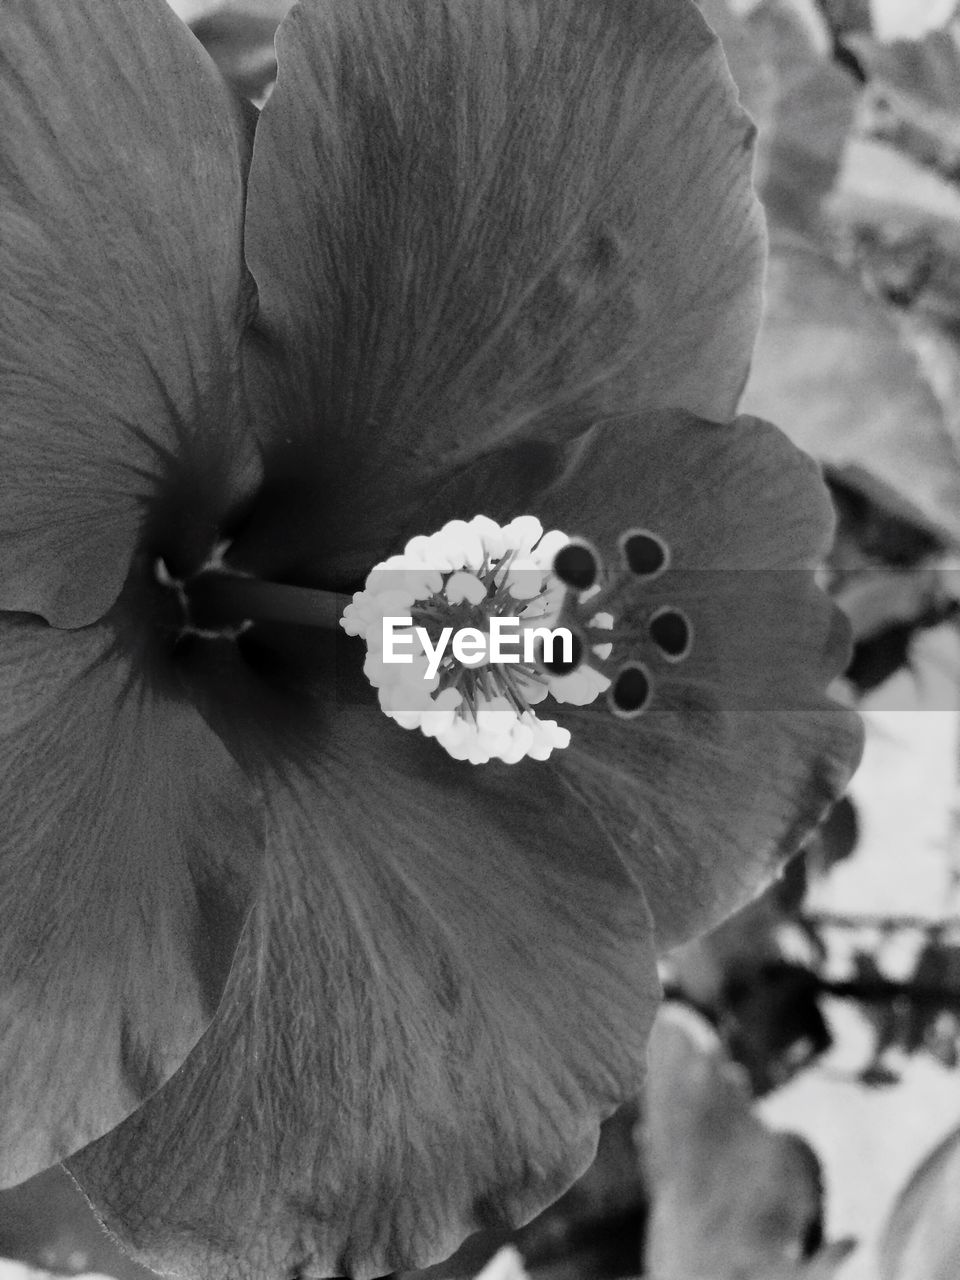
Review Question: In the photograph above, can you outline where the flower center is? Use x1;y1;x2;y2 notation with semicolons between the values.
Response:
155;544;349;639
340;516;616;765
155;514;695;765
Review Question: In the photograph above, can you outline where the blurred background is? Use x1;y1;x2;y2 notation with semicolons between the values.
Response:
6;0;960;1276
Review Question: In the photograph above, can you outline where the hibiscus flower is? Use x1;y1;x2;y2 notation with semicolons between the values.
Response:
1;0;862;1276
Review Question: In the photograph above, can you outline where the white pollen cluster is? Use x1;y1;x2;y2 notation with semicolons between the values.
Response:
341;515;613;765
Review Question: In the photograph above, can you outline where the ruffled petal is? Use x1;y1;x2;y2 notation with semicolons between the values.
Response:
68;672;657;1280
232;0;765;585
1;0;260;627
530;410;863;945
0;605;262;1185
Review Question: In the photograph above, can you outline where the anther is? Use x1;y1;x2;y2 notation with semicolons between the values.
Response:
538;630;585;676
620;529;669;579
343;514;589;763
649;606;692;661
608;663;652;718
552;541;600;592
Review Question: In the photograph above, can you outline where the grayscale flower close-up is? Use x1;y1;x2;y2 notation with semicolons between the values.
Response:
6;2;959;1280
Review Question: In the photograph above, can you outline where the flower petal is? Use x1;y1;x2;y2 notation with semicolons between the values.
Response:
232;0;764;585
0;606;262;1185
1;0;260;627
531;410;863;945
68;675;657;1280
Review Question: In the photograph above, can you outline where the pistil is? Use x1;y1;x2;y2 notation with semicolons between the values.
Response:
340;514;615;764
158;510;693;760
183;570;351;633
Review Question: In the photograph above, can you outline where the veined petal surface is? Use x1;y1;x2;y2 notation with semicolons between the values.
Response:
1;0;260;627
532;411;863;946
69;672;657;1280
0;607;262;1185
231;0;765;585
64;416;860;1277
387;409;861;945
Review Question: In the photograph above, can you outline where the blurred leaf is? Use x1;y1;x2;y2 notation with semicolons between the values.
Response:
818;0;872;38
900;311;960;431
667;797;858;1018
827;480;960;691
846;615;939;691
837;573;959;692
729;0;960;554
851;12;960;116
722;962;833;1094
830;134;960;254
806;793;861;875
473;1249;530;1280
828;475;946;567
829;13;960;318
0;1266;115;1280
847;222;960;320
667;886;795;1011
697;0;779;128
168;0;293;102
0;1166;152;1280
903;938;960;1055
879;1123;960;1278
833;557;957;619
741;239;960;547
747;0;859;237
699;0;856;239
641;1006;852;1279
870;0;957;41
